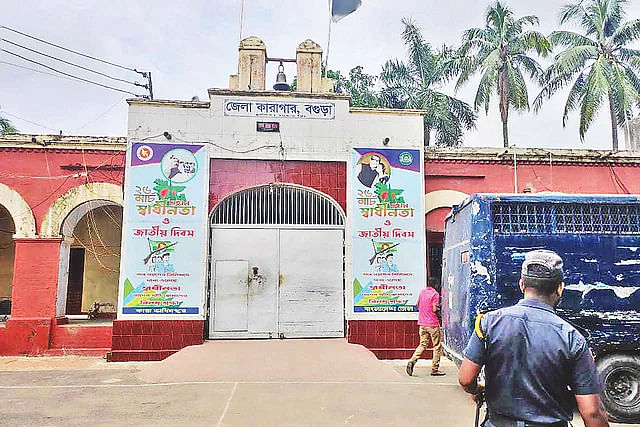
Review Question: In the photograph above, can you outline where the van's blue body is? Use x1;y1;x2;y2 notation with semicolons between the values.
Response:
441;194;640;363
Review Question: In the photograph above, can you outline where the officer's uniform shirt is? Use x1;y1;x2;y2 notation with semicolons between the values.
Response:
463;299;603;424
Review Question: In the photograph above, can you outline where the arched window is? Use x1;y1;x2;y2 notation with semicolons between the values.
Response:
211;184;344;226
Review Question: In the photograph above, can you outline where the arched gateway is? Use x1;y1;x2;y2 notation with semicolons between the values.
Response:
209;184;345;339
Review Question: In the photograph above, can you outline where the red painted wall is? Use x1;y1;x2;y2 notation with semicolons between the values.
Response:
0;148;124;234
210;159;346;212
11;238;61;318
425;160;640;232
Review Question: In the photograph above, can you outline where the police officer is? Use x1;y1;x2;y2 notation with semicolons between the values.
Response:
458;250;609;427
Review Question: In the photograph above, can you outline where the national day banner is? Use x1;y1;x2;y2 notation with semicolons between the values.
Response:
350;148;425;315
118;142;209;319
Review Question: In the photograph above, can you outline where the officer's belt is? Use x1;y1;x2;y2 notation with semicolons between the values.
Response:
486;412;568;427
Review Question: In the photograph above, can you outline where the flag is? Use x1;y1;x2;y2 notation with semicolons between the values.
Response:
330;0;362;23
150;240;174;253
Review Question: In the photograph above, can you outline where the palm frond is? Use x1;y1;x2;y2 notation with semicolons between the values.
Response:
507;65;530;111
579;57;608;140
510;30;552;56
562;72;587;126
559;2;587;26
0;117;18;134
400;18;432;87
486;1;513;36
617;48;640;66
549;30;598;47
474;68;497;114
513;54;544;81
551;45;599;76
604;59;637;125
603;0;627;38
534;66;585;113
612;18;640;46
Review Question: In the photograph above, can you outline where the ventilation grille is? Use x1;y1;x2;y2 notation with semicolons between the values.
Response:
493;202;640;234
212;185;344;226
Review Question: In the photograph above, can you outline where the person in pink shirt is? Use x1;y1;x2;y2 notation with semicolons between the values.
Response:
406;281;445;376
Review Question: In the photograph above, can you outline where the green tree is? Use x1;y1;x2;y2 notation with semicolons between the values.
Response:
456;1;551;147
326;67;379;107
0;117;18;134
379;18;476;147
534;0;640;150
291;67;379;108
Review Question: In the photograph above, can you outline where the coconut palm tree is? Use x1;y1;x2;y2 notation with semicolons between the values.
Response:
534;0;640;150
379;18;476;147
0;117;18;134
456;1;551;147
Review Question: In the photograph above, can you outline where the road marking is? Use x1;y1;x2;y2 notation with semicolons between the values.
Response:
0;380;458;390
216;382;238;427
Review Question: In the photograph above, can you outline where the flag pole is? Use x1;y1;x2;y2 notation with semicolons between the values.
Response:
239;0;246;43
324;1;333;76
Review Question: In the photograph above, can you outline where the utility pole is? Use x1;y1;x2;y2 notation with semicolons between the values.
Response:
146;71;153;100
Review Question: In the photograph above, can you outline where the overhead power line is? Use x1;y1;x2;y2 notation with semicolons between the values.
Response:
0;25;153;99
0;37;147;89
0;60;77;82
0;110;58;131
0;25;139;74
0;48;143;97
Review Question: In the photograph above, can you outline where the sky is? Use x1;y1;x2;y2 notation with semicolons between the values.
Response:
1;0;640;150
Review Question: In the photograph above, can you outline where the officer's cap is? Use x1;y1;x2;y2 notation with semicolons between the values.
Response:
521;250;564;281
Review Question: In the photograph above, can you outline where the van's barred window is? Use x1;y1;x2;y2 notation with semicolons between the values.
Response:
493;202;640;234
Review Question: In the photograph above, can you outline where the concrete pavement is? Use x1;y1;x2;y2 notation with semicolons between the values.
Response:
0;340;628;426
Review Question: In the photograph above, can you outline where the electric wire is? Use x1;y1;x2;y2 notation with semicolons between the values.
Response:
0;60;77;82
170;134;280;154
0;48;142;97
0;25;140;74
0;110;58;132
0;38;146;88
68;96;126;133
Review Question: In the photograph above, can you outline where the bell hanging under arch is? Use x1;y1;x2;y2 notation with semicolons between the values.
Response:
273;62;290;91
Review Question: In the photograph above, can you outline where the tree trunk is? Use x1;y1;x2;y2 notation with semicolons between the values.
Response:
499;68;510;148
609;93;619;151
424;122;431;146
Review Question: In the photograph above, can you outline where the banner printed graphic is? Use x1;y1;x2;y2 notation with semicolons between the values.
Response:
351;148;425;313
119;142;208;317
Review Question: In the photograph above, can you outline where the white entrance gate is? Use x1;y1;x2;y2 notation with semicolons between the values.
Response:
209;184;345;339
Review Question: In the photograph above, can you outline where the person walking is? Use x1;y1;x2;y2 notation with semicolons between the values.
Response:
406;281;445;376
458;250;609;427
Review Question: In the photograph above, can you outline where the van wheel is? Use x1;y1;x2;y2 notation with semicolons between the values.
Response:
598;354;640;423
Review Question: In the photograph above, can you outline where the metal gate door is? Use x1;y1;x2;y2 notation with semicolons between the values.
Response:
209;184;345;339
210;229;279;338
279;229;344;337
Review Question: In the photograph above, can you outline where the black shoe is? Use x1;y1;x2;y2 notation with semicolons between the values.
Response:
406;360;416;376
430;370;446;376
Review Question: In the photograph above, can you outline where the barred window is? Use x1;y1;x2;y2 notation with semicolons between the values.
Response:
211;184;344;226
493;202;640;234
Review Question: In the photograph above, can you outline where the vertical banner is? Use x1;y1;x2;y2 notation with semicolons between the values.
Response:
118;142;209;319
350;148;425;315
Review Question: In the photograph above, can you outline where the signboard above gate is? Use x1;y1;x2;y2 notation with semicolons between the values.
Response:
348;147;426;319
223;99;335;120
118;142;209;320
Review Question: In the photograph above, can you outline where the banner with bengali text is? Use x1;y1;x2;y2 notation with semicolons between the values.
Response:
350;148;425;314
118;142;209;318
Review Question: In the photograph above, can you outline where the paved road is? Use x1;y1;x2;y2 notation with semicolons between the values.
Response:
0;341;630;426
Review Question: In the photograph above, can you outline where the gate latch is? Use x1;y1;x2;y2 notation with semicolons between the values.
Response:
249;266;265;286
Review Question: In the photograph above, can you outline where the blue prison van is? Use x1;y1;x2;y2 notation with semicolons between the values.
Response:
441;194;640;422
